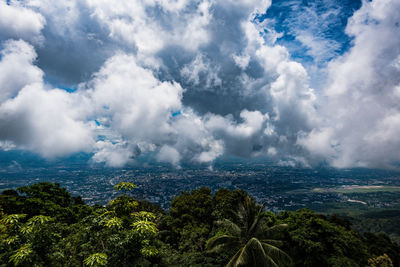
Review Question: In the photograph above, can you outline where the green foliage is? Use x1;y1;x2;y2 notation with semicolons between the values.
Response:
132;211;156;221
132;218;159;258
131;220;158;238
169;187;213;227
211;188;249;222
352;209;400;244
84;253;108;267
27;215;53;226
0;182;92;224
9;244;33;266
207;195;292;267
277;209;369;266
368;254;394;267
363;232;400;267
0;210;62;266
1;214;27;225
18;182;72;206
0;182;160;267
140;244;158;258
163;187;213;252
104;217;123;229
3;236;18;245
2;182;400;267
114;182;137;194
107;195;139;218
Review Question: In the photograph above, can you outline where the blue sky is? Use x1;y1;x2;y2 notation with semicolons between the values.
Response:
263;0;362;63
0;0;400;169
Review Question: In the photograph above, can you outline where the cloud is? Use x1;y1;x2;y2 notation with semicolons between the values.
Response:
299;0;400;168
157;145;181;166
84;53;183;141
0;0;316;167
81;52;225;165
83;53;183;164
0;40;93;158
23;0;115;85
0;0;399;169
91;140;134;167
86;0;213;55
181;54;222;89
203;110;268;157
0;39;43;102
0;0;45;43
0;83;94;158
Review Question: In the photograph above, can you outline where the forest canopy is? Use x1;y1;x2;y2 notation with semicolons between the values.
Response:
1;182;399;267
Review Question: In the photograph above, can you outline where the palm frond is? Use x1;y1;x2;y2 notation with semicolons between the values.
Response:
207;195;291;267
235;241;252;267
226;247;244;267
248;205;266;237
252;238;281;267
260;239;284;247
262;242;293;267
232;238;279;267
235;202;246;223
206;235;240;252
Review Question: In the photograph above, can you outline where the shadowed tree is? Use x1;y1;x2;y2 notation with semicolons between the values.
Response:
206;195;292;267
368;254;394;267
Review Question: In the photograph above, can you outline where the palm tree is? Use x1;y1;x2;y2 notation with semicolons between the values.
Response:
206;195;292;267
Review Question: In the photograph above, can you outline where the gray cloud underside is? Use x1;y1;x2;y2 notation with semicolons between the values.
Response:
0;0;399;168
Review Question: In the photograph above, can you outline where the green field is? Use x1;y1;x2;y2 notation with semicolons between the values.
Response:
313;185;400;193
311;202;400;243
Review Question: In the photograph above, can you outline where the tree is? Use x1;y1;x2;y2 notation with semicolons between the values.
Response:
0;182;92;224
206;195;292;267
212;189;249;222
1;213;59;266
114;182;137;195
109;182;139;219
363;232;400;267
277;209;369;266
368;254;394;267
163;187;213;252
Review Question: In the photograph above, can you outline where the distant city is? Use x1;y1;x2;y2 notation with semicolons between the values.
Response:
1;161;400;213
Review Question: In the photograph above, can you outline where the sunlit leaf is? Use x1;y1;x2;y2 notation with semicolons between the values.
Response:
114;182;137;192
4;236;18;245
20;225;34;235
131;220;158;238
131;211;156;222
27;215;53;226
9;244;33;266
104;217;123;229
83;253;108;267
141;245;158;257
0;214;27;226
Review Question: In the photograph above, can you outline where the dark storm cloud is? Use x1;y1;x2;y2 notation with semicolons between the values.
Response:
32;1;126;86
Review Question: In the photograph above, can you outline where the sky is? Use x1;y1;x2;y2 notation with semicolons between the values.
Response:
0;0;400;169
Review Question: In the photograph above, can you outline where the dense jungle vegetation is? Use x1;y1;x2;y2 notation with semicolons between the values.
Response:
1;182;399;267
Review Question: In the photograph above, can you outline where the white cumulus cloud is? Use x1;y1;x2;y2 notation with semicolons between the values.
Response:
0;0;45;43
